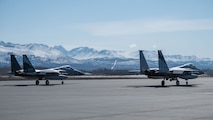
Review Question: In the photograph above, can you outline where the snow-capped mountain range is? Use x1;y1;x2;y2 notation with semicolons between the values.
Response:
0;41;212;70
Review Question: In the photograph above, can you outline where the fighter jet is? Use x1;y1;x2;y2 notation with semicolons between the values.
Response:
139;50;204;86
10;54;67;85
157;50;203;86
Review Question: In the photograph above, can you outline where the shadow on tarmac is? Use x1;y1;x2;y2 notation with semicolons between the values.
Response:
2;84;60;87
1;83;77;87
126;84;199;88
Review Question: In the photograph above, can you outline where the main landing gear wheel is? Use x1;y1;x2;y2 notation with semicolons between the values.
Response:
36;80;39;85
176;80;180;86
45;80;49;85
61;81;64;85
161;80;165;87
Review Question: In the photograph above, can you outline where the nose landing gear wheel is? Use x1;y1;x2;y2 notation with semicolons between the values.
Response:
61;81;64;85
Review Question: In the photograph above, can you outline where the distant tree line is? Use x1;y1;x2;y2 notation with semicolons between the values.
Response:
0;67;137;76
203;69;213;76
90;68;137;75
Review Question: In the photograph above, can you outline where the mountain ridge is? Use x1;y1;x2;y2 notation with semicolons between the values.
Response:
0;41;212;70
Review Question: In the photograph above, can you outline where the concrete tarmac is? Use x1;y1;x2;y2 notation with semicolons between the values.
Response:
0;77;213;120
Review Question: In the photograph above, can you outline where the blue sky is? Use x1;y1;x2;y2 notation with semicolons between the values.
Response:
1;0;213;58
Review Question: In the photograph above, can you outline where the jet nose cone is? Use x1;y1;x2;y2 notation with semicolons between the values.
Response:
196;69;204;75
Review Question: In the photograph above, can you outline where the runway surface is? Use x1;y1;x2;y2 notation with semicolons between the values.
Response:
0;77;213;120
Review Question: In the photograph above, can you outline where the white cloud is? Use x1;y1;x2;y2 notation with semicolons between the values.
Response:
152;45;157;49
129;44;136;48
79;19;213;36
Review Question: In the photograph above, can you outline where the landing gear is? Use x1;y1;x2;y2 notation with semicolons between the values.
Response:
35;79;64;86
35;80;39;85
45;80;49;85
186;80;188;85
161;80;165;86
176;80;180;86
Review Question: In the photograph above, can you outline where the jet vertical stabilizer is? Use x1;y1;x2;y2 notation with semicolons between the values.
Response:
23;55;36;73
139;50;149;74
158;50;169;73
10;55;22;73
